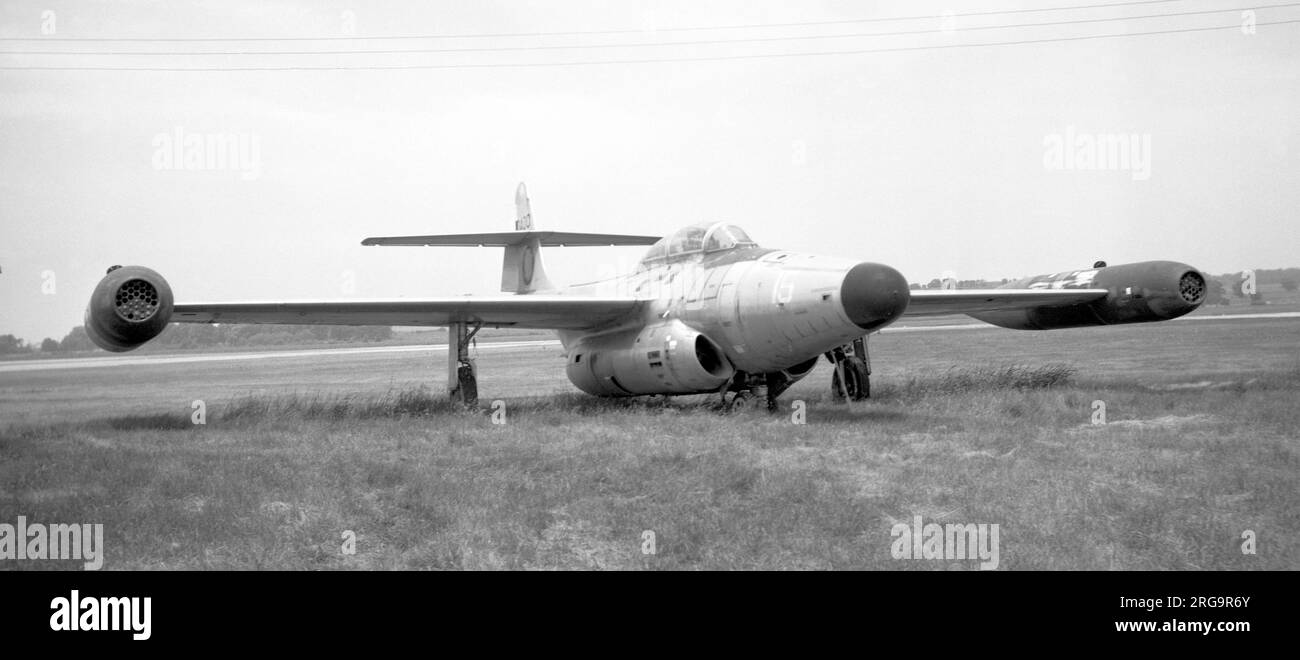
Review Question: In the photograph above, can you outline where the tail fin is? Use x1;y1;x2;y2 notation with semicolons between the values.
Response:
504;182;551;293
515;182;533;230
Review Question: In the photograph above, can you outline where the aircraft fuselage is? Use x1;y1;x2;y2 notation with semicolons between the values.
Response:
558;247;909;396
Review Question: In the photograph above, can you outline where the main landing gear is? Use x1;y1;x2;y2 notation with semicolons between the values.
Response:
716;359;818;413
715;336;872;413
717;372;786;412
828;336;871;401
448;320;482;407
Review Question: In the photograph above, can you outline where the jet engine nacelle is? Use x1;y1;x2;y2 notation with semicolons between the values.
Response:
84;266;175;352
972;260;1206;330
565;319;735;396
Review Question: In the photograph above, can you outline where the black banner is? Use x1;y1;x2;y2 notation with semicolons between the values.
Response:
1;570;1290;649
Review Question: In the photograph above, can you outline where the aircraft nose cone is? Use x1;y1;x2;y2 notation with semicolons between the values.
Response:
841;262;910;330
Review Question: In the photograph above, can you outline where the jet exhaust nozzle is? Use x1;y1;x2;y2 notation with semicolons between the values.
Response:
84;265;175;352
973;260;1206;330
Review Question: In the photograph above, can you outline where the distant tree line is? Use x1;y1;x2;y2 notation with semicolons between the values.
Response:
910;278;1009;290
7;324;393;355
1249;267;1300;286
0;334;31;355
1208;267;1300;306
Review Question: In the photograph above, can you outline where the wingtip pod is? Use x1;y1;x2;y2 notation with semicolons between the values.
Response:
974;260;1206;330
84;265;175;352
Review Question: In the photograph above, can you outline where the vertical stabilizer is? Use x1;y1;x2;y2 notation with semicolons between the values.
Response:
515;182;533;230
503;182;552;293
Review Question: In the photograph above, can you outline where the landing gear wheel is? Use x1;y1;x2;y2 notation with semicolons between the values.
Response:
456;363;478;406
832;356;870;401
764;372;782;412
728;390;758;412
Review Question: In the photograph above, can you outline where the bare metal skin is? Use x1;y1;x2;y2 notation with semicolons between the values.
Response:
84;183;1205;408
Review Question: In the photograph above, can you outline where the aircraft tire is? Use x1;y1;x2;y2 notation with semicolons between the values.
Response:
832;357;870;401
457;364;478;406
729;390;758;412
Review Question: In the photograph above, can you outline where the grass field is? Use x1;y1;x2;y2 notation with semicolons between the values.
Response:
1;318;1297;570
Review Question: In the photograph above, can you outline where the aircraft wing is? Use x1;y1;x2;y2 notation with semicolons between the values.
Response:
904;288;1109;317
171;296;646;330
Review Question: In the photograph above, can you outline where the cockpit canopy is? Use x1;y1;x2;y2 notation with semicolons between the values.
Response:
639;222;757;266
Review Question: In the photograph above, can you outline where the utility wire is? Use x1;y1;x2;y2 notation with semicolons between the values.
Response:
1;19;1293;71
3;4;1293;56
0;0;1190;42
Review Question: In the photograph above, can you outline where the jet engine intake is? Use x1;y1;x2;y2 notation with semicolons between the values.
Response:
565;320;735;396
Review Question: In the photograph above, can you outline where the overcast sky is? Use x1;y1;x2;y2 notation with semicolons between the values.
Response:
1;0;1297;343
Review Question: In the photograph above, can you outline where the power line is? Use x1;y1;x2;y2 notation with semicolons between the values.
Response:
4;4;1293;56
1;19;1293;71
0;0;1189;42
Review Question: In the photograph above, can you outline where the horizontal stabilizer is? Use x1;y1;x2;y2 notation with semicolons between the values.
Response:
362;231;660;247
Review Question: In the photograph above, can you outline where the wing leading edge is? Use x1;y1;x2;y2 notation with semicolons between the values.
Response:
904;288;1109;317
171;296;646;331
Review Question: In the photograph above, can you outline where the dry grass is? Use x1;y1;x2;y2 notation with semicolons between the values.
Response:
3;359;1296;571
888;363;1076;397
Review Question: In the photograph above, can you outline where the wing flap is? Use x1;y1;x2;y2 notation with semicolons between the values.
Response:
905;288;1109;317
172;296;645;330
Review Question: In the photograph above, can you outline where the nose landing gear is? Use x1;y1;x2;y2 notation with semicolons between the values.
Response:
828;336;871;401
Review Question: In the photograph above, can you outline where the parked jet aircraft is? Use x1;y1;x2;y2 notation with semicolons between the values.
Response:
85;183;1207;409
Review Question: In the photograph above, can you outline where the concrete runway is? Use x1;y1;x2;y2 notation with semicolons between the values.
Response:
0;340;557;373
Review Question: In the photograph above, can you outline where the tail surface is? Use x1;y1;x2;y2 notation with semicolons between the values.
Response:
360;182;661;294
515;182;533;231
504;182;550;292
